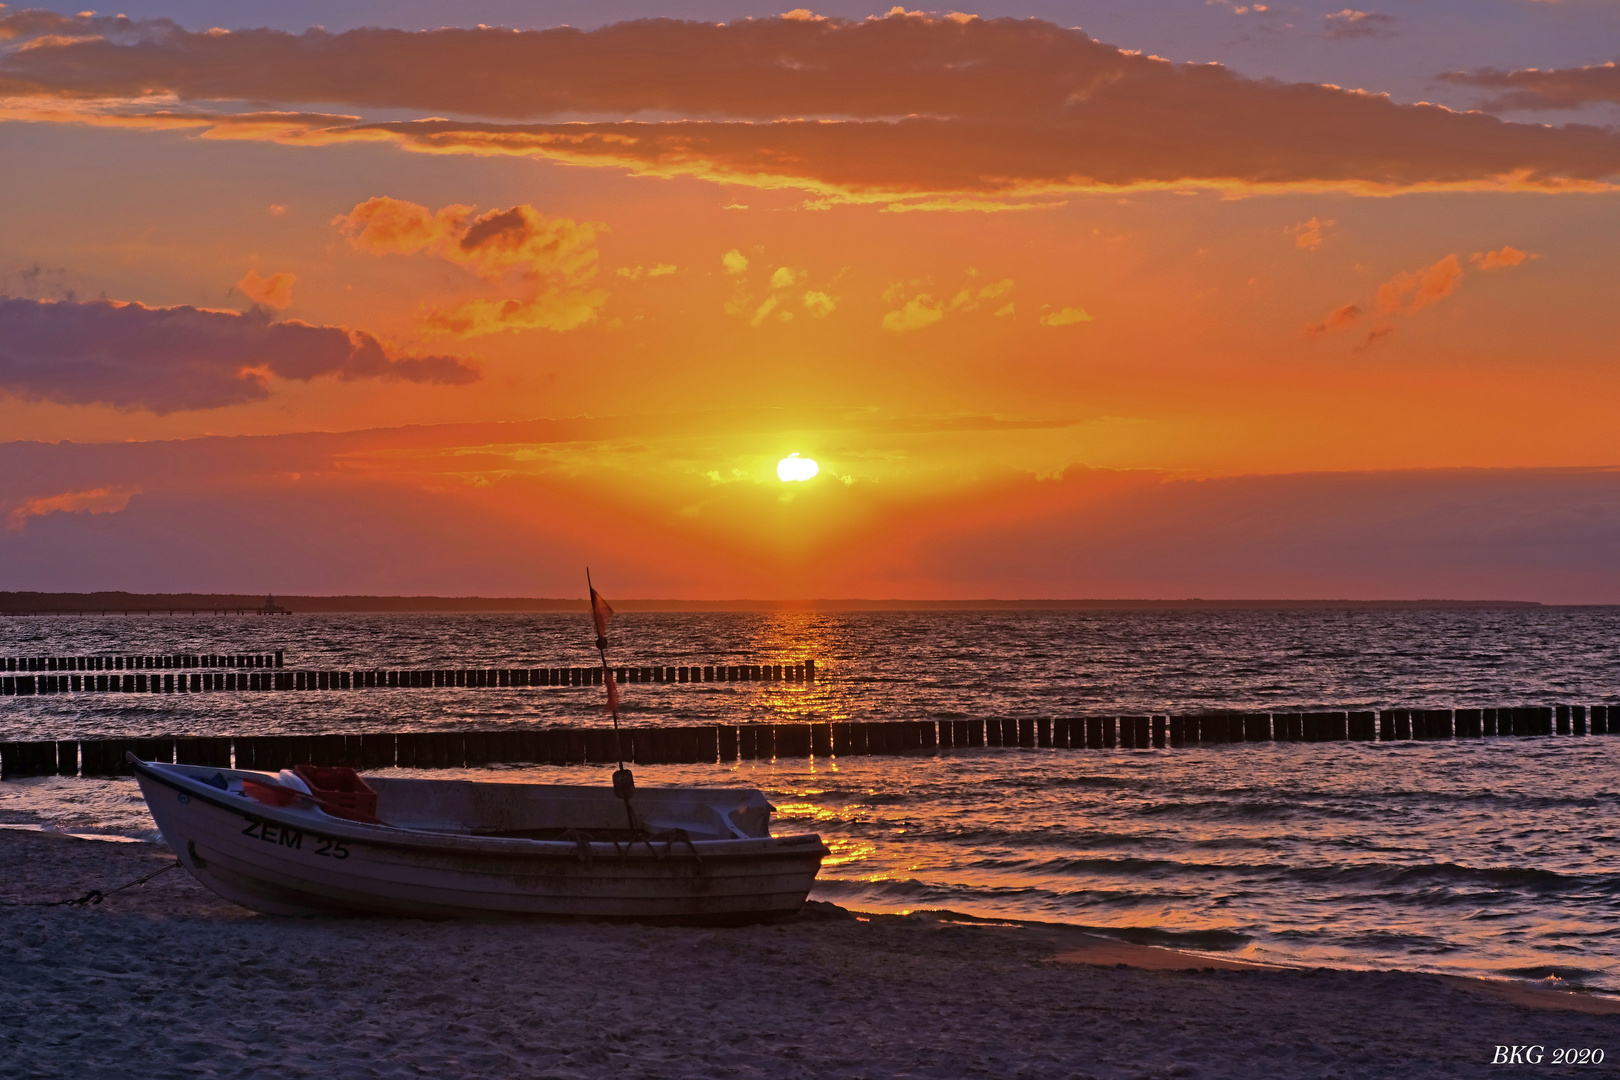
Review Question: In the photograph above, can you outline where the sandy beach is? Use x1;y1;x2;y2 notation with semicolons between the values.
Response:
1;830;1614;1080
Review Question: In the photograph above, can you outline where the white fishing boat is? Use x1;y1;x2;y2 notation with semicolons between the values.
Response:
132;757;829;922
132;574;825;922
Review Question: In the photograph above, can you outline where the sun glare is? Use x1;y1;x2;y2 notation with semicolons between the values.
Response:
777;453;819;482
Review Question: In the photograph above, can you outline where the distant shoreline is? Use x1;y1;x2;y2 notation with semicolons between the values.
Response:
0;591;1555;614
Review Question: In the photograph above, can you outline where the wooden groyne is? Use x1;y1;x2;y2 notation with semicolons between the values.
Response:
2;706;1615;778
4;652;283;672
0;660;814;695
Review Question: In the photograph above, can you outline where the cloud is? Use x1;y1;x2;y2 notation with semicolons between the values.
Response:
1306;303;1362;335
8;420;1620;600
1472;245;1531;270
748;294;781;328
1351;326;1395;353
1440;61;1620;112
266;203;286;216
1375;255;1462;315
616;263;677;279
7;485;137;532
802;290;837;317
881;296;944;332
949;278;1013;311
769;266;805;290
721;249;749;275
235;269;295;309
1324;9;1397;40
1289;217;1332;251
0;295;478;413
1041;307;1094;327
3;13;1619;195
336;196;606;336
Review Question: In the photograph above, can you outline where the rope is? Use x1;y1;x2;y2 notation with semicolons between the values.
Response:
0;858;181;908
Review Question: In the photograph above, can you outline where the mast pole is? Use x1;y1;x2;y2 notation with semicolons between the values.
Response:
587;566;625;772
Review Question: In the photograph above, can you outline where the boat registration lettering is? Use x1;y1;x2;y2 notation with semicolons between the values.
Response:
241;819;303;849
239;818;349;859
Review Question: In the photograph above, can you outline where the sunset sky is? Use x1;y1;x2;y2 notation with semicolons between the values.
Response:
2;1;1618;600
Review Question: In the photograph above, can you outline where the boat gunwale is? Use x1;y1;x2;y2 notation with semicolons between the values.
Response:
133;759;828;863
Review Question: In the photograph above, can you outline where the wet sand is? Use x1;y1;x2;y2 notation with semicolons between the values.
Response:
2;830;1615;1079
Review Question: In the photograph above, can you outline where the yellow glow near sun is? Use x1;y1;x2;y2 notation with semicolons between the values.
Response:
777;453;819;482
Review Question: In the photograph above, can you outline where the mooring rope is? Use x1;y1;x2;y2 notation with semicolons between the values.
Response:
0;857;181;908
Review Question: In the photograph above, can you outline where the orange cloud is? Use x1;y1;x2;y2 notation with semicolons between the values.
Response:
1290;217;1333;251
881;296;944;332
235;269;295;309
1472;245;1531;270
1040;307;1094;327
2;13;1618;196
1377;255;1462;315
1306;303;1362;335
6;485;138;532
336;197;606;336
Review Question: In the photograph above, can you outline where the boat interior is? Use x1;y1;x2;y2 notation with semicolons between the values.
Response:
158;762;776;843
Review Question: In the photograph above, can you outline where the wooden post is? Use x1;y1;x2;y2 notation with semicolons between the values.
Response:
1556;705;1571;735
79;739;113;777
714;725;736;761
830;722;850;756
1;741;52;778
695;725;719;763
1036;718;1052;748
850;721;870;755
1018;717;1035;748
1302;712;1346;742
54;740;77;776
986;717;1002;748
776;724;811;758
811;723;832;758
738;724;758;760
1348;711;1376;741
1152;716;1167;748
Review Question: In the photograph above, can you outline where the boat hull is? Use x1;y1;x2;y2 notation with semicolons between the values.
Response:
134;761;827;923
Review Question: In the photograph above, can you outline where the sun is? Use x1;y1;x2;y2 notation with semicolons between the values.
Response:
776;453;819;482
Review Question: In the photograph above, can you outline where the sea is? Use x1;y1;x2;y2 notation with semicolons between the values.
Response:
3;608;1619;991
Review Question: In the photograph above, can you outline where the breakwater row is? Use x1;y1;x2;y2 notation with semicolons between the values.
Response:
0;660;816;695
3;705;1616;778
4;652;283;672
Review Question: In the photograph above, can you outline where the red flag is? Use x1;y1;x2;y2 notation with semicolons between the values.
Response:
589;584;614;640
604;669;620;715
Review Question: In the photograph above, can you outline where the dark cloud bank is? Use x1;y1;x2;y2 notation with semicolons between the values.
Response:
0;297;478;412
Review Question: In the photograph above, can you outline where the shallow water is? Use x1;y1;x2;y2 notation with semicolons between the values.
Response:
4;609;1619;989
